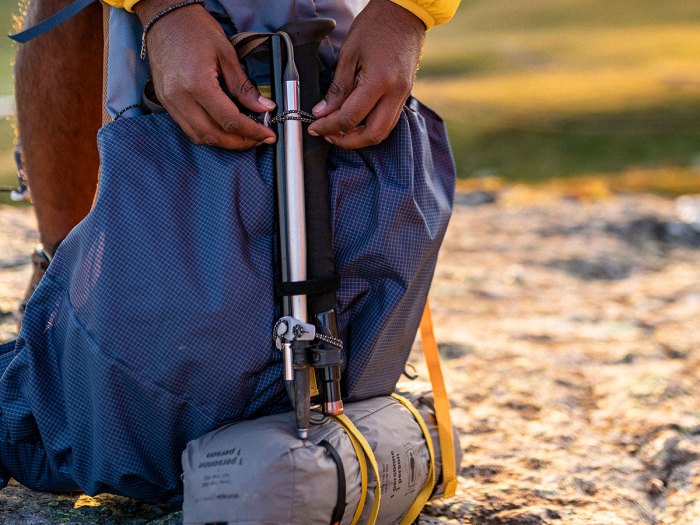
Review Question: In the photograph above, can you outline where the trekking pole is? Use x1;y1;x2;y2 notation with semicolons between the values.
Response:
271;19;343;439
280;19;344;418
273;31;311;438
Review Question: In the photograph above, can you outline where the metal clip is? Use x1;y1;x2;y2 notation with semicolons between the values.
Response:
273;316;317;350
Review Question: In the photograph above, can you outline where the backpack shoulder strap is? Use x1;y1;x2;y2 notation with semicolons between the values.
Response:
419;298;459;498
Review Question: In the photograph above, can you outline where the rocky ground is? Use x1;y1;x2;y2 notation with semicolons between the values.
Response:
1;191;699;524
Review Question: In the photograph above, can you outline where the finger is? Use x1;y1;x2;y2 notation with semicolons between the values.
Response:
168;98;262;150
310;52;358;118
324;92;405;150
308;78;383;138
196;81;276;144
219;50;276;114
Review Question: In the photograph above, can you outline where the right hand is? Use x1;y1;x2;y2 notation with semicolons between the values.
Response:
134;0;276;149
307;0;425;149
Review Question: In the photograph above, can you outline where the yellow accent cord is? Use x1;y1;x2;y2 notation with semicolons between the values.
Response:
391;393;437;525
342;422;369;525
335;414;382;525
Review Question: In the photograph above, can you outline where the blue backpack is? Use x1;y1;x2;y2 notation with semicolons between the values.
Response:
0;2;455;503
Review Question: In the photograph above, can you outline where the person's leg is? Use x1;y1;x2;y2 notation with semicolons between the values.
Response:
15;0;104;253
14;0;103;320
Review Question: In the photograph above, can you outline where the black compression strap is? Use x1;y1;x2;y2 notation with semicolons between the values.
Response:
320;440;346;525
275;274;341;297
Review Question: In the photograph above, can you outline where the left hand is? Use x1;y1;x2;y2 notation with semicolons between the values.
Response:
307;0;426;149
134;0;277;150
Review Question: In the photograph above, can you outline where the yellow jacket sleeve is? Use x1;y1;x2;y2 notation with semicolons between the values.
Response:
102;0;140;12
389;0;461;29
103;0;461;26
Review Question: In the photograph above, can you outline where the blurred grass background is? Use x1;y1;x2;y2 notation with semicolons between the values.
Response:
1;0;699;203
0;0;17;205
415;0;700;192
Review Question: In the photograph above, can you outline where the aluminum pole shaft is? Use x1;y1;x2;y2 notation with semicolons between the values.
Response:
283;79;307;324
283;75;311;439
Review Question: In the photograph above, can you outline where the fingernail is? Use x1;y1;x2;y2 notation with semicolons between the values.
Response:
308;129;319;137
263;136;276;144
324;136;334;145
259;96;276;110
312;100;326;115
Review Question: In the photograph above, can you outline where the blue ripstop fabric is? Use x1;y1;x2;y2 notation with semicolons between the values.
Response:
0;99;454;502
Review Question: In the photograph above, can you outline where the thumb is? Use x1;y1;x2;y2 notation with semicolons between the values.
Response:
311;54;358;118
220;50;276;113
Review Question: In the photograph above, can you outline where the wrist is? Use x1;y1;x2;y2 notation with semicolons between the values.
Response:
134;0;202;24
368;0;427;32
136;0;206;59
384;0;432;30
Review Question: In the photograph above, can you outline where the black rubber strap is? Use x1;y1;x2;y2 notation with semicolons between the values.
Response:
274;274;340;297
320;440;347;525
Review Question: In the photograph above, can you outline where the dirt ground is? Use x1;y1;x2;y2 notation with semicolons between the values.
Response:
1;191;699;524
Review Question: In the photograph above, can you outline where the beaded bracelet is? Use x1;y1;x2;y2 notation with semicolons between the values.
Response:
140;0;206;60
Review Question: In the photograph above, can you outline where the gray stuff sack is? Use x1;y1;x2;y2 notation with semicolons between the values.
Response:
182;390;461;524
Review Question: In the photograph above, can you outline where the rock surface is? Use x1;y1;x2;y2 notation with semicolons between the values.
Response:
1;192;699;524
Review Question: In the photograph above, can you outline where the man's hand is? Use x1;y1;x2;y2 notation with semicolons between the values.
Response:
307;0;426;149
135;0;276;149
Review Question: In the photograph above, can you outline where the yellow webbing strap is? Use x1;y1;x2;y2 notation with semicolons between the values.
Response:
334;414;382;525
343;423;369;525
391;394;436;525
310;368;319;398
419;299;459;498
